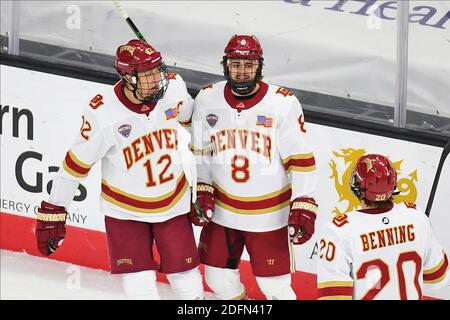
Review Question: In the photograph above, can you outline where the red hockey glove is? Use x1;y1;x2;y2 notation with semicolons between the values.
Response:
35;201;68;256
288;197;318;245
190;183;215;226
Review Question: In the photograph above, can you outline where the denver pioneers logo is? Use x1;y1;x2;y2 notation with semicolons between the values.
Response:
329;148;418;215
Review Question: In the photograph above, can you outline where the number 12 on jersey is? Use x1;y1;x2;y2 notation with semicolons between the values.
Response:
143;154;174;187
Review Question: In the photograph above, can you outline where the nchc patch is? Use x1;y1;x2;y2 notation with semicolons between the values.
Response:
118;124;132;138
206;114;219;127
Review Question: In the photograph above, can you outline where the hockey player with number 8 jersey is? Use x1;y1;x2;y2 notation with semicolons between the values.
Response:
192;76;317;232
189;35;318;300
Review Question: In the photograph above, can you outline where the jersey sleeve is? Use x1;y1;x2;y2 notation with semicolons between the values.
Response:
48;107;112;208
190;95;213;185
277;97;317;200
317;223;354;300
423;220;449;290
174;74;194;131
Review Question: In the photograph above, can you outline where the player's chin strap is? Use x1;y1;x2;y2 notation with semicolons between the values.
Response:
223;58;263;95
228;80;258;96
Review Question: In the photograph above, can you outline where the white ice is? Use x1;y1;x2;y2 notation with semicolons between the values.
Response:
0;250;215;300
2;249;449;300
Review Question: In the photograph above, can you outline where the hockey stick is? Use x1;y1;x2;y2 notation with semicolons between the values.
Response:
425;140;450;217
113;0;211;222
112;1;147;43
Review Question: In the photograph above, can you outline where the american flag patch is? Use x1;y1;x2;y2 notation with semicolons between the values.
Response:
256;115;273;128
165;107;178;120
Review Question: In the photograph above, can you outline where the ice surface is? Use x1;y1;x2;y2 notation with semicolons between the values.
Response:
0;250;215;300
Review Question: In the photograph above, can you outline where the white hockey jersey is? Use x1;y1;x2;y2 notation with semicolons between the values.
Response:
49;73;195;223
191;81;317;232
317;203;449;300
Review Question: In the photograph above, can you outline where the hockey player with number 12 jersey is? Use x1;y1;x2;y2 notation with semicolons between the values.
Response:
35;39;204;300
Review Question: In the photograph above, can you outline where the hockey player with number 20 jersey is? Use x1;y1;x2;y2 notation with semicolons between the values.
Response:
189;35;318;300
34;39;203;300
317;154;449;300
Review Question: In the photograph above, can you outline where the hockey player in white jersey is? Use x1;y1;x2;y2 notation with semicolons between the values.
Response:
35;39;203;300
317;154;449;300
189;35;318;300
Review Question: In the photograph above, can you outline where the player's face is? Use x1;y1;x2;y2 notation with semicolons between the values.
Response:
228;58;259;82
136;67;162;97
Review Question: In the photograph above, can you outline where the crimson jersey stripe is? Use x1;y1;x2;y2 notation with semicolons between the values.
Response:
318;286;353;298
215;188;292;211
101;175;187;209
64;151;91;175
424;254;449;282
283;157;316;171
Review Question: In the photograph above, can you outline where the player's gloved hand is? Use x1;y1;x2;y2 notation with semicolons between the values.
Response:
190;183;215;226
288;197;318;245
35;201;68;256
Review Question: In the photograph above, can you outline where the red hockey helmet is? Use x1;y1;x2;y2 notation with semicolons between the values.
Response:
350;154;397;202
115;39;168;103
224;35;263;60
115;39;163;75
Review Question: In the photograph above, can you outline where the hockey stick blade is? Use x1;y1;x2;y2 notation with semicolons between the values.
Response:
425;140;450;217
112;1;147;43
112;0;128;19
